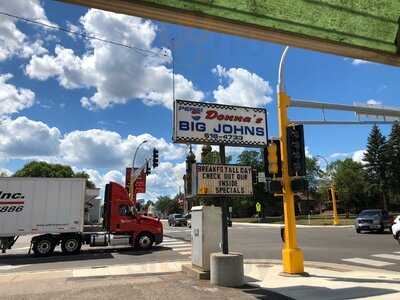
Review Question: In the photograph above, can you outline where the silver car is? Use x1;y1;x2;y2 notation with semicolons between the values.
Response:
355;209;392;233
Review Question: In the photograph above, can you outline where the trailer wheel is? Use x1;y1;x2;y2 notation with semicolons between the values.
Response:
61;236;82;255
136;233;154;250
32;236;55;257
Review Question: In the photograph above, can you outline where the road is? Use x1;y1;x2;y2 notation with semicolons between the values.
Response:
1;222;400;274
164;222;400;272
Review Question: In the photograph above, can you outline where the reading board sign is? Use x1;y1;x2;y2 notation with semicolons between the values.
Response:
194;164;253;197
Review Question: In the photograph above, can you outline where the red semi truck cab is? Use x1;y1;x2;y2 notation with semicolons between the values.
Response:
103;182;163;247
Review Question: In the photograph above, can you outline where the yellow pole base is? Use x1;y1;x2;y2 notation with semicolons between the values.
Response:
333;219;340;226
282;247;305;274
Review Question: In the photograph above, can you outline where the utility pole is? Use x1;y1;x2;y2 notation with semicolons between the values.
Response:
278;46;304;274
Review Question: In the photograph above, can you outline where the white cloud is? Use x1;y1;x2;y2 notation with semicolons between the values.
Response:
143;162;185;200
366;99;382;106
212;65;273;107
352;149;366;164
0;0;50;61
0;73;35;117
352;59;373;66
26;9;203;110
305;146;312;158
330;152;349;159
0;115;187;197
0;117;60;158
60;129;186;169
0;168;12;176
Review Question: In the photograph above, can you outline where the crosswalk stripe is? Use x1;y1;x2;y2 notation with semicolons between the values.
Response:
168;245;191;249
178;251;191;255
342;258;395;267
162;242;188;246
0;265;26;270
162;240;186;244
172;247;191;252
372;254;400;260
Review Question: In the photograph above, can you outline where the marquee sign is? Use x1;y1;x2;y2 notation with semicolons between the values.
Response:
192;163;253;197
173;100;267;147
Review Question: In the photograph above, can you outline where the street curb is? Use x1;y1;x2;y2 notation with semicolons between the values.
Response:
233;222;354;228
244;258;400;275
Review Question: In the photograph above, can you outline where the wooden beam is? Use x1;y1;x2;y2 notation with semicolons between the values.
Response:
59;0;400;66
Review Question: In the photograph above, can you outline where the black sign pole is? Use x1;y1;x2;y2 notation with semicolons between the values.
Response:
219;145;229;254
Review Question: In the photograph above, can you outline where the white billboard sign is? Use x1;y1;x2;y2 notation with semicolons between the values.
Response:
195;164;253;197
173;100;267;147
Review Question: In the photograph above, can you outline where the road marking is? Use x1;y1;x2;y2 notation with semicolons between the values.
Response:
372;254;400;260
167;244;191;248
0;265;26;270
162;240;187;244
11;247;30;251
178;251;191;255
342;258;395;267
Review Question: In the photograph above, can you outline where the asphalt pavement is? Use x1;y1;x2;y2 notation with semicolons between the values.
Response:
1;222;400;274
164;221;400;272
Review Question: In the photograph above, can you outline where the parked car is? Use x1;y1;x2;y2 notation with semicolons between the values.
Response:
355;209;392;233
168;214;187;227
392;215;400;243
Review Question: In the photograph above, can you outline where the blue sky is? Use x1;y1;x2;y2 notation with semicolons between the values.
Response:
0;0;399;199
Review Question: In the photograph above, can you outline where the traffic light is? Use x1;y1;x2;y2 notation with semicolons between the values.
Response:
152;148;159;168
146;161;151;175
291;178;308;192
287;124;306;177
264;139;282;179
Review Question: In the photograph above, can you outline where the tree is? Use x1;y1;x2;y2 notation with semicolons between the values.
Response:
154;195;183;216
329;159;369;213
363;124;388;209
305;157;323;193
386;122;400;206
14;161;95;188
200;144;231;164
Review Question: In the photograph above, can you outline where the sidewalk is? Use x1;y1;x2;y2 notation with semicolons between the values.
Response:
2;258;400;299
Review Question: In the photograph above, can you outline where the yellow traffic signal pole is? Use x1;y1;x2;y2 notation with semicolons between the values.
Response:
278;46;304;274
331;186;340;225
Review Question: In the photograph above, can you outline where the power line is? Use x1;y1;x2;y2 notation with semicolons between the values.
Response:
0;11;168;58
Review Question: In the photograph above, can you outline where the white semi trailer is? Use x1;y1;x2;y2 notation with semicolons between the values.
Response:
0;177;163;256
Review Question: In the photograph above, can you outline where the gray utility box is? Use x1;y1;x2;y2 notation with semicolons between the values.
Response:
191;205;222;271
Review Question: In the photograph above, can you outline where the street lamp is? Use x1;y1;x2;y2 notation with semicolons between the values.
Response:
277;46;305;274
129;140;148;202
132;140;148;170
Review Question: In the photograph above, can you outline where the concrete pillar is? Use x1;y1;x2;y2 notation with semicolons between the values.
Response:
210;252;244;287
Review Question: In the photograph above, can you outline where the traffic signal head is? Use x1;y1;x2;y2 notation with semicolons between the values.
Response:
146;161;151;175
152;148;159;168
267;142;279;174
264;139;282;179
286;125;306;177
